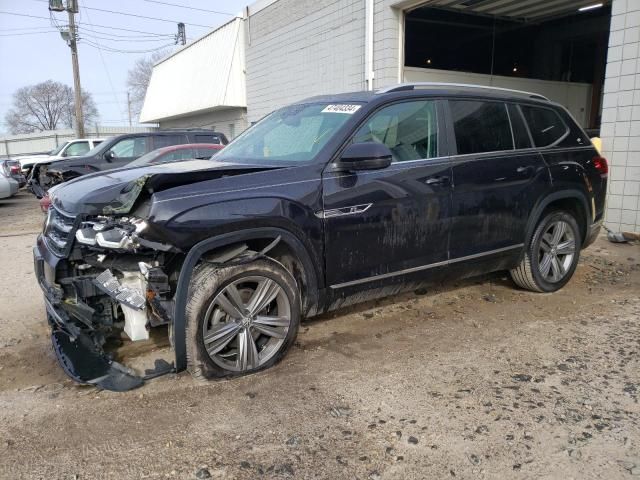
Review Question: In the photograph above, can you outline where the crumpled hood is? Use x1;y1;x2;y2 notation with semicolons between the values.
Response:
51;159;280;215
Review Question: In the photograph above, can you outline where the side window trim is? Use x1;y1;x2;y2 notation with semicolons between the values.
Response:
515;104;536;148
504;103;516;152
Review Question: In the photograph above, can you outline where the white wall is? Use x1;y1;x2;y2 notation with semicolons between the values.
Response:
245;0;366;122
0;126;157;157
404;67;593;127
158;107;248;141
601;0;640;233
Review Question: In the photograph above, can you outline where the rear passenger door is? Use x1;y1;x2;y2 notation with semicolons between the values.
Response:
447;99;549;260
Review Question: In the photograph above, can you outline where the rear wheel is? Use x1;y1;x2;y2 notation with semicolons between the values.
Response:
510;210;581;293
185;258;300;379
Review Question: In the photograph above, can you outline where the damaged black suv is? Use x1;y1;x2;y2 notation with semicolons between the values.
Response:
34;83;607;391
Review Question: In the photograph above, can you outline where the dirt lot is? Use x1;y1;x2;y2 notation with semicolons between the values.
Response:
0;190;639;480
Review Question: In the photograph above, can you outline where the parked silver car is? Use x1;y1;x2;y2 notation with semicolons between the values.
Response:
0;161;19;199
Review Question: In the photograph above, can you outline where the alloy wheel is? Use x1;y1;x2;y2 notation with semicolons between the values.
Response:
202;275;292;372
537;220;576;283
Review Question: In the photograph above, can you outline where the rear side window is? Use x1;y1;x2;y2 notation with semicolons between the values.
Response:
520;106;568;147
450;100;513;155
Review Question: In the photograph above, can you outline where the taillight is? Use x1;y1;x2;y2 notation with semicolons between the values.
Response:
593;156;608;178
39;195;52;213
10;165;20;174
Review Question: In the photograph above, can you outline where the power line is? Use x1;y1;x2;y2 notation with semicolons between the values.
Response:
78;5;215;29
0;10;52;21
80;31;172;43
142;0;235;16
81;38;175;54
0;9;178;37
0;30;58;37
1;25;59;32
80;4;130;124
76;23;174;37
77;26;173;39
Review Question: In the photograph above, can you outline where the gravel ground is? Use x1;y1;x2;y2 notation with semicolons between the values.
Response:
0;191;639;480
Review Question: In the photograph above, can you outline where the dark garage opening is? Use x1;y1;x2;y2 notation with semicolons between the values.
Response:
404;2;611;129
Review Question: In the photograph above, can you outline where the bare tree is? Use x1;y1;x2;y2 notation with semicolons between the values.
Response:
4;80;99;134
127;50;171;119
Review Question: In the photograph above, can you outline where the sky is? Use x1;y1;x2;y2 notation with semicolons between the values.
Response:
0;0;248;134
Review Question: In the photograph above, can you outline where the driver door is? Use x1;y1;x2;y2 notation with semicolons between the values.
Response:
322;99;452;291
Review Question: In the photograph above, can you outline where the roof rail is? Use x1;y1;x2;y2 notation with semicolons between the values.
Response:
376;82;550;101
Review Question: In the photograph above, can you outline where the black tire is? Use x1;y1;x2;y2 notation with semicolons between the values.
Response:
185;257;300;380
510;210;582;293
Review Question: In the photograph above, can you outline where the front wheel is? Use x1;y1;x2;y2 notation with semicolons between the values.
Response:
185;258;300;380
510;210;581;293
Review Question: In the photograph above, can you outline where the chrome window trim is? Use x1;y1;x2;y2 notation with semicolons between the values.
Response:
329;243;524;289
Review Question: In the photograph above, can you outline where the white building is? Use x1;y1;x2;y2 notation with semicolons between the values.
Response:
141;0;640;233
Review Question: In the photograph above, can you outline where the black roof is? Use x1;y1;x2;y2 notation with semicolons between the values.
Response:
296;83;552;106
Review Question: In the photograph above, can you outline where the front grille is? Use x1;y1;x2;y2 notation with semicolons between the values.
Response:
45;206;77;257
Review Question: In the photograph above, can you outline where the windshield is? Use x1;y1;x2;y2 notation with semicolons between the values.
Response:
49;142;69;156
214;103;361;164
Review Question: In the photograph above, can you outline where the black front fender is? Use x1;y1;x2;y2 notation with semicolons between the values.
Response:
171;227;320;372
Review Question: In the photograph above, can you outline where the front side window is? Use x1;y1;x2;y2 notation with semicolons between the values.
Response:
63;141;90;157
215;103;358;164
520;105;568;147
110;137;148;158
450;100;513;155
50;142;69;156
352;100;438;162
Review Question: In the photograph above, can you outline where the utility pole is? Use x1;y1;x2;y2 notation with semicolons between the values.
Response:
50;0;85;137
127;92;132;127
176;22;186;46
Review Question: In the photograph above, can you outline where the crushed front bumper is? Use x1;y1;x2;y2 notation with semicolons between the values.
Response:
34;235;145;391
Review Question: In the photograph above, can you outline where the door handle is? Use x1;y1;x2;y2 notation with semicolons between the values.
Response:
425;176;450;186
516;166;535;175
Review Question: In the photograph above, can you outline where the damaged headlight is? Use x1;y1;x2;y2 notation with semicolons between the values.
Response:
75;217;148;250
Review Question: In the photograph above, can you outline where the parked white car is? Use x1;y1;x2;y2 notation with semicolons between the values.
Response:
18;138;105;176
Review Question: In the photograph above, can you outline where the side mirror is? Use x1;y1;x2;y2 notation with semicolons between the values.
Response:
338;142;392;171
104;150;115;162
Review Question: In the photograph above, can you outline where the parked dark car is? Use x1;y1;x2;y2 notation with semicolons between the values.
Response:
126;143;224;167
28;129;228;198
34;83;607;391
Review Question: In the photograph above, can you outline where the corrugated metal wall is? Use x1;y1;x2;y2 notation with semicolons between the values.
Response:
0;126;157;157
140;18;246;123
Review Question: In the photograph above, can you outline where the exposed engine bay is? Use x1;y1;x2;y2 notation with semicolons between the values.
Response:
38;210;181;391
